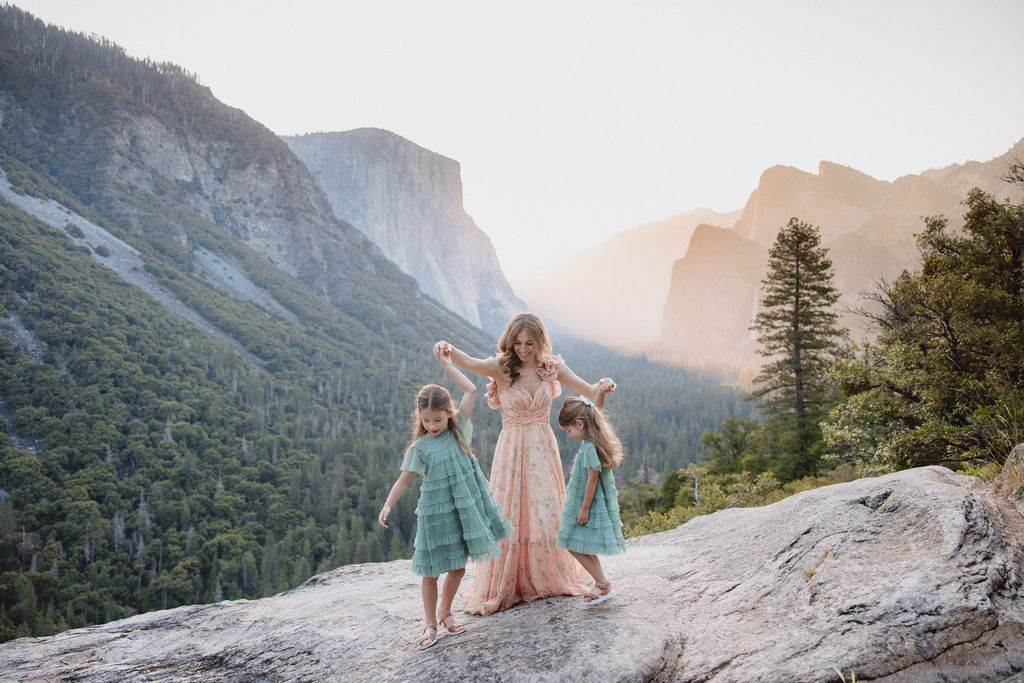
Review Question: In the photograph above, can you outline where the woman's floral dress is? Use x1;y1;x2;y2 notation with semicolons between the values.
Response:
464;356;588;615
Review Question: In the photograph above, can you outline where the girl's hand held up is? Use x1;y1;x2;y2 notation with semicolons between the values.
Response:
433;341;452;360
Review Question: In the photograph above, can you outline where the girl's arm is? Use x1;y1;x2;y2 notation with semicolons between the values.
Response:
557;364;617;405
439;348;477;419
434;341;501;380
378;470;415;528
577;469;601;525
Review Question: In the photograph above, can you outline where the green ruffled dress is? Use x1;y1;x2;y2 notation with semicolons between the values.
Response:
556;440;626;556
402;413;513;577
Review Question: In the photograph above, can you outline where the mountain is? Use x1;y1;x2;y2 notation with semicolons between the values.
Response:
0;6;746;640
653;142;1024;376
516;208;741;347
3;466;1022;681
284;129;524;334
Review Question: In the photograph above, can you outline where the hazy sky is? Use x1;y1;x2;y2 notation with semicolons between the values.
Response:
14;0;1024;283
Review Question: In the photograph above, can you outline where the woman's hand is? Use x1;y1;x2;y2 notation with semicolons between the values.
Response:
378;504;392;529
596;378;617;395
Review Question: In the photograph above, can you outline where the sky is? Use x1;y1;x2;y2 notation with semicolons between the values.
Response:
13;0;1024;284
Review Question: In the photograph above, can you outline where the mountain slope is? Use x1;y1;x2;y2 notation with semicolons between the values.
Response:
656;225;767;376
0;5;495;639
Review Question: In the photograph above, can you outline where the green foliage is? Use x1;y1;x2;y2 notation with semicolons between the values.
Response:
824;188;1024;470
699;416;761;474
747;218;847;480
624;464;858;537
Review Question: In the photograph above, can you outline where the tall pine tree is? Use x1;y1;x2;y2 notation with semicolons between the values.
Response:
748;218;845;480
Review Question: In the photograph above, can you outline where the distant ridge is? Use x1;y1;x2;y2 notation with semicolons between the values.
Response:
652;139;1024;377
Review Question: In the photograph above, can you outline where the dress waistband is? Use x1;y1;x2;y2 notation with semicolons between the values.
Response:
501;416;551;428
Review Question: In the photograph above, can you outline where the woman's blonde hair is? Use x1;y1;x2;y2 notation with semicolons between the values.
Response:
495;313;552;383
558;397;623;468
409;384;473;459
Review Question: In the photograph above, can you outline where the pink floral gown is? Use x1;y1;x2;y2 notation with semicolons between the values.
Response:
464;357;588;615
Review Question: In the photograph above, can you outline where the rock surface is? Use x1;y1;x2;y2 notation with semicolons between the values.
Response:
3;466;1022;682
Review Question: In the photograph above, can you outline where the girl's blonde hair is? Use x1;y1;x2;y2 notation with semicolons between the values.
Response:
495;313;552;383
409;384;474;459
558;397;623;468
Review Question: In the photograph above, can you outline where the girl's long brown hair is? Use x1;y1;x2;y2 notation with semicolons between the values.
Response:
408;384;474;459
558;397;623;468
495;313;552;384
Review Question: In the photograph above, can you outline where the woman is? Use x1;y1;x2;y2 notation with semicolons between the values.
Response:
434;313;615;615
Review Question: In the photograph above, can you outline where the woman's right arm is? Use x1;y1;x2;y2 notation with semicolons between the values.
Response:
434;341;501;379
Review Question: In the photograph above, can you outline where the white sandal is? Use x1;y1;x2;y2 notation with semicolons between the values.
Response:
583;583;616;607
438;613;467;635
418;625;438;650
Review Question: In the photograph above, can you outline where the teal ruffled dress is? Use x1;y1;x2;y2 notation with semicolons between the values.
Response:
556;440;626;556
402;413;513;577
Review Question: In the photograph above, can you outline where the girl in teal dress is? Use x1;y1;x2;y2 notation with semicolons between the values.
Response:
378;353;512;650
556;396;626;606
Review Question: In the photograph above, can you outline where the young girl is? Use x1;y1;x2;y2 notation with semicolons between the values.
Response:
556;396;626;606
378;354;512;650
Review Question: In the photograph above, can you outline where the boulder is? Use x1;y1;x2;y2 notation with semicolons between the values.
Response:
3;466;1022;681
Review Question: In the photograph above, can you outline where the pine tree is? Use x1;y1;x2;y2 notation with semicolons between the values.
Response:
748;218;845;480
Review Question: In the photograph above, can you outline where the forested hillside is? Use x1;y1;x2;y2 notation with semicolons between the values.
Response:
0;6;745;640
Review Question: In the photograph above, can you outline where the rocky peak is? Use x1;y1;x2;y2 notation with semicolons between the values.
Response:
4;466;1020;681
734;162;890;248
284;129;524;334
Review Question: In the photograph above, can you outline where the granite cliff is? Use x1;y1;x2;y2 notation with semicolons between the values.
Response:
3;466;1022;682
656;225;767;377
284;129;525;334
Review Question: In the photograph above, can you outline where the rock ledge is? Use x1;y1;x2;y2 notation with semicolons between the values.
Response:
2;467;1022;682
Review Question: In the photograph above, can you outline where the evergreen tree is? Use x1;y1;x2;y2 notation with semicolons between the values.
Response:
748;218;845;480
825;187;1024;468
699;416;760;474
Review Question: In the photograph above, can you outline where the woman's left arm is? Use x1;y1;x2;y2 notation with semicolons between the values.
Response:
557;364;616;406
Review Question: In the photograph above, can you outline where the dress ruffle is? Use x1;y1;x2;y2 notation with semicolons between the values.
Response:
556;440;626;556
406;417;512;578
